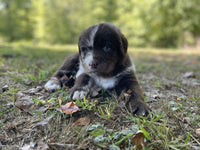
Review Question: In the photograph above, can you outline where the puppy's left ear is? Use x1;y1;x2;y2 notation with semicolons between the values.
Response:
120;33;128;55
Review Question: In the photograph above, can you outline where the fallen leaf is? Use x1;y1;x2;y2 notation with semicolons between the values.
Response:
20;142;36;150
183;117;191;124
33;116;53;131
2;85;9;92
24;86;42;94
132;130;147;150
14;92;34;111
153;95;160;99
23;79;33;86
73;117;90;126
41;89;46;93
161;78;176;89
37;141;49;150
20;141;49;150
182;79;200;87
180;88;187;95
182;72;195;78
58;96;80;114
24;88;39;94
36;86;43;91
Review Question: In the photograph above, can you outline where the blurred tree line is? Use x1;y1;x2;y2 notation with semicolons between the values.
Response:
0;0;200;47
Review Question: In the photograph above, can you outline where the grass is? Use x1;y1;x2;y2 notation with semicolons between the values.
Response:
0;43;200;149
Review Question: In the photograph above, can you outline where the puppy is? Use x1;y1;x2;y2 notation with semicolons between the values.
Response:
45;23;151;116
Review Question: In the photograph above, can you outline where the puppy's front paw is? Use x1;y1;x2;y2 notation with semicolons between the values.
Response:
72;90;88;100
44;77;61;92
127;100;151;117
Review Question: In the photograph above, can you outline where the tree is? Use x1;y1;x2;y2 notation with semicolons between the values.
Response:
0;0;33;41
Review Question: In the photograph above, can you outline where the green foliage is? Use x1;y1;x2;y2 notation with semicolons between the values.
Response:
75;97;95;111
0;0;200;47
0;0;34;41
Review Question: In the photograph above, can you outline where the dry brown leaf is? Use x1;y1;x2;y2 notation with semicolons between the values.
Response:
73;117;90;126
162;78;176;89
182;72;195;78
41;89;46;93
183;117;191;124
33;116;53;131
58;96;80;114
14;92;34;111
20;141;49;150
132;130;147;150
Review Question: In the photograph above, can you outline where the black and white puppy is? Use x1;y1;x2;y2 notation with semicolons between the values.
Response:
45;23;151;116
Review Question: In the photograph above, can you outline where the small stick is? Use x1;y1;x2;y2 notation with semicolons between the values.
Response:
190;134;200;145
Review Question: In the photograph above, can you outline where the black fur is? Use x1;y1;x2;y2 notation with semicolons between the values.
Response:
45;23;151;116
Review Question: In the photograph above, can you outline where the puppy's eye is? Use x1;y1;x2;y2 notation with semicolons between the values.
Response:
81;47;89;52
103;46;112;53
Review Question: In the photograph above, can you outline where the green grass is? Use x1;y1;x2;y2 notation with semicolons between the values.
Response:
0;43;200;149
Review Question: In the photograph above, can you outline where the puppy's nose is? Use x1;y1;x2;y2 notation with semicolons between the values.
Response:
89;62;98;68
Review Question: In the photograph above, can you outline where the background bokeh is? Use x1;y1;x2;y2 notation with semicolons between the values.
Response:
0;0;200;48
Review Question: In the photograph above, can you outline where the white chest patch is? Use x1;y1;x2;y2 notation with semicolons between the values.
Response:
76;63;118;89
93;76;118;89
76;62;85;78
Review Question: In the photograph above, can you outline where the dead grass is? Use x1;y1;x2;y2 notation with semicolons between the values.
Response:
0;44;200;150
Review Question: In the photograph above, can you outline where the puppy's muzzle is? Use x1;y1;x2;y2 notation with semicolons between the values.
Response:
89;61;98;69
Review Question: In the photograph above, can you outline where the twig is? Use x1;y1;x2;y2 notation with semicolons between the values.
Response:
190;134;200;145
14;103;33;116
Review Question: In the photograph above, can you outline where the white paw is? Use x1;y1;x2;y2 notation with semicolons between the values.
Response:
44;77;61;92
72;90;88;100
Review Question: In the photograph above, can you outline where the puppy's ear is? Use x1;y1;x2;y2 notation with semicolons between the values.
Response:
120;33;128;55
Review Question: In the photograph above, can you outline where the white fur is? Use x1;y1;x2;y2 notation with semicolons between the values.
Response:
94;76;118;89
44;78;61;91
72;90;88;100
129;56;136;72
93;63;135;89
77;51;94;78
76;55;136;90
77;25;99;78
71;80;92;100
76;62;85;78
86;25;99;46
83;51;93;70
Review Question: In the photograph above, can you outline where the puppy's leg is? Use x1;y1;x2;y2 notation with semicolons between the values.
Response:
115;72;151;116
69;73;93;100
45;53;79;92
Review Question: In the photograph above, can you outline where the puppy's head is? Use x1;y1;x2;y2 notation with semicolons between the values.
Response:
78;23;128;77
